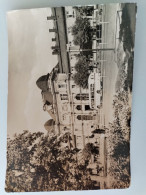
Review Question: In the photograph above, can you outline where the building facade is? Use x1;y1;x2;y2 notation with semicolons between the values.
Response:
36;5;108;188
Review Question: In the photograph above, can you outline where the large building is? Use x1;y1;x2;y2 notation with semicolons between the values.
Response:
36;69;102;149
36;5;108;189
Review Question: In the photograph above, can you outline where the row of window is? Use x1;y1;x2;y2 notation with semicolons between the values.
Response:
76;105;90;111
58;84;75;89
62;114;94;121
62;104;90;112
60;94;68;100
77;115;94;120
76;94;89;100
58;84;66;88
60;93;89;101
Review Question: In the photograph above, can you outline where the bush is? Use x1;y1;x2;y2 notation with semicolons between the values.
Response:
112;141;130;159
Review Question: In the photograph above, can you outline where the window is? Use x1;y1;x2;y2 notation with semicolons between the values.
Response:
76;105;82;110
64;127;67;131
77;115;94;120
72;85;75;88
91;91;94;99
90;84;94;91
97;24;102;31
85;105;90;110
91;99;94;108
76;93;89;101
62;115;66;120
58;84;66;88
60;94;68;100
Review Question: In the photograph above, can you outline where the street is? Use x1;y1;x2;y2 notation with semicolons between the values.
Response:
95;4;121;128
93;4;122;188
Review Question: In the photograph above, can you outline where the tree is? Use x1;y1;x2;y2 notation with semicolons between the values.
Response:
82;143;99;161
71;17;93;49
112;141;129;159
73;6;94;17
6;131;43;192
5;131;95;192
73;56;90;89
107;85;131;188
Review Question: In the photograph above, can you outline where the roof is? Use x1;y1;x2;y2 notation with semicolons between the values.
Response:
43;91;53;104
44;119;55;132
36;73;50;92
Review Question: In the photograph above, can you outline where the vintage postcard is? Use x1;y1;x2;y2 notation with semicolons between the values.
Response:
6;3;137;192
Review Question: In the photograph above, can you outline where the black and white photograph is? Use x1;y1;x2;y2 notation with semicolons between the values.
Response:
5;3;137;192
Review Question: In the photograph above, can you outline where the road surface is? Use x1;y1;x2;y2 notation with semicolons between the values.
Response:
96;4;121;128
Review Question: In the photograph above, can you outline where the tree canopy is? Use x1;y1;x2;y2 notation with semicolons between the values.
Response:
71;17;93;48
5;130;95;192
82;143;99;161
73;56;90;89
73;6;94;17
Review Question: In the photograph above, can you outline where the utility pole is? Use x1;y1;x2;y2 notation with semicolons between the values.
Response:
67;48;115;53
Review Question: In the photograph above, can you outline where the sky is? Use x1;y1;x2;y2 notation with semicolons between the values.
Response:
7;8;58;138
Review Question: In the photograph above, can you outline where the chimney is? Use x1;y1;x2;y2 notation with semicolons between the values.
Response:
49;29;57;33
47;16;56;20
52;38;56;42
